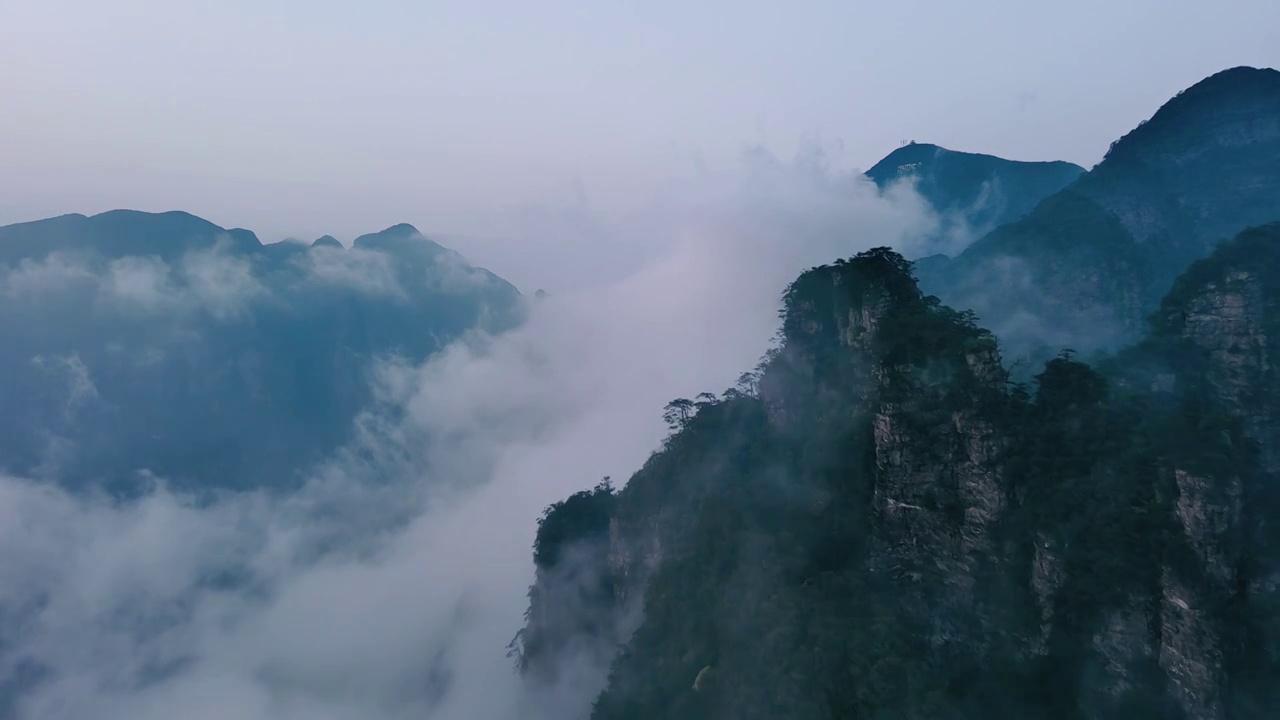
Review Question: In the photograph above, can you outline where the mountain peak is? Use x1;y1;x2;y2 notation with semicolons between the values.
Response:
0;209;261;263
350;223;458;264
864;142;945;183
864;143;1084;249
380;223;422;237
352;223;428;247
866;143;1082;187
1099;65;1280;166
916;65;1280;361
310;235;343;249
1166;65;1280;108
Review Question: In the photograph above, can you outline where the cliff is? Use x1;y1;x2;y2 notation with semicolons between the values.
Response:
518;229;1280;718
1144;223;1280;718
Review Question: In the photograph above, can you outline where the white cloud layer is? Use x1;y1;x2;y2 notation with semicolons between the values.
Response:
0;147;937;719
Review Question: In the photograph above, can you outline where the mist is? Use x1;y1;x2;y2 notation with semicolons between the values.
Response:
0;146;937;719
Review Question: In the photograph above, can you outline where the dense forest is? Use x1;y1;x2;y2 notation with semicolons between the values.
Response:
517;227;1280;718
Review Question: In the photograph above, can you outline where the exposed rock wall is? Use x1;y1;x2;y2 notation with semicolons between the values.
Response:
520;232;1280;719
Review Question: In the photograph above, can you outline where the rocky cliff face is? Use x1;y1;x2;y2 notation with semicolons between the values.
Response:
768;250;1015;651
1152;224;1280;718
1157;225;1280;475
1015;223;1280;720
517;251;1004;716
518;231;1280;719
1157;259;1267;719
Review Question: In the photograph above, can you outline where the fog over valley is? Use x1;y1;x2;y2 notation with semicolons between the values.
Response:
0;150;938;719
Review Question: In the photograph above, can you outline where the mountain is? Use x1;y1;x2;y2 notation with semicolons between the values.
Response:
1143;223;1280;476
515;229;1280;719
0;210;524;492
866;142;1084;253
0;209;262;264
915;66;1280;361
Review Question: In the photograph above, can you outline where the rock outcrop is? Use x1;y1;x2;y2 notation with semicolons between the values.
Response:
518;227;1280;718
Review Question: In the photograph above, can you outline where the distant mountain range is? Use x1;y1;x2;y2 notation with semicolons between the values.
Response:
0;211;523;492
914;66;1280;361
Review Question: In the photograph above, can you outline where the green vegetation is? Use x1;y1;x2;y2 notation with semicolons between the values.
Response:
514;479;618;678
522;238;1280;718
532;478;617;570
917;67;1280;365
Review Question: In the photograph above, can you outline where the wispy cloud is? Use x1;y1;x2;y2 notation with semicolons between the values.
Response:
179;241;267;320
294;246;405;299
29;354;100;415
0;145;936;720
1;253;97;299
103;256;182;313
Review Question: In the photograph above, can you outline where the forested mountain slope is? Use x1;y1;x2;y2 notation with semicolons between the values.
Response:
0;210;523;492
518;224;1280;719
915;66;1280;361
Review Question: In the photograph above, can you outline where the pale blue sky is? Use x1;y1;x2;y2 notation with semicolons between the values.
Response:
2;0;1278;248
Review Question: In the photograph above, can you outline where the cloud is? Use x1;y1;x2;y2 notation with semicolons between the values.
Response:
437;138;942;296
295;246;405;298
1;242;269;321
29;354;100;415
424;249;503;295
96;240;268;319
0;253;97;299
872;172;997;259
103;256;182;312
178;241;267;319
0;144;936;720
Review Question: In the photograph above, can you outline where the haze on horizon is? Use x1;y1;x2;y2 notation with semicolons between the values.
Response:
3;1;1278;268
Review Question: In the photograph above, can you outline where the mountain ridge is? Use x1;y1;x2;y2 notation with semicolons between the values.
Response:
865;142;1084;186
915;65;1280;361
864;142;1085;256
0;208;525;493
0;210;491;265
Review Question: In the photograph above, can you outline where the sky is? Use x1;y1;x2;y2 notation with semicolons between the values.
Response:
2;0;1279;277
